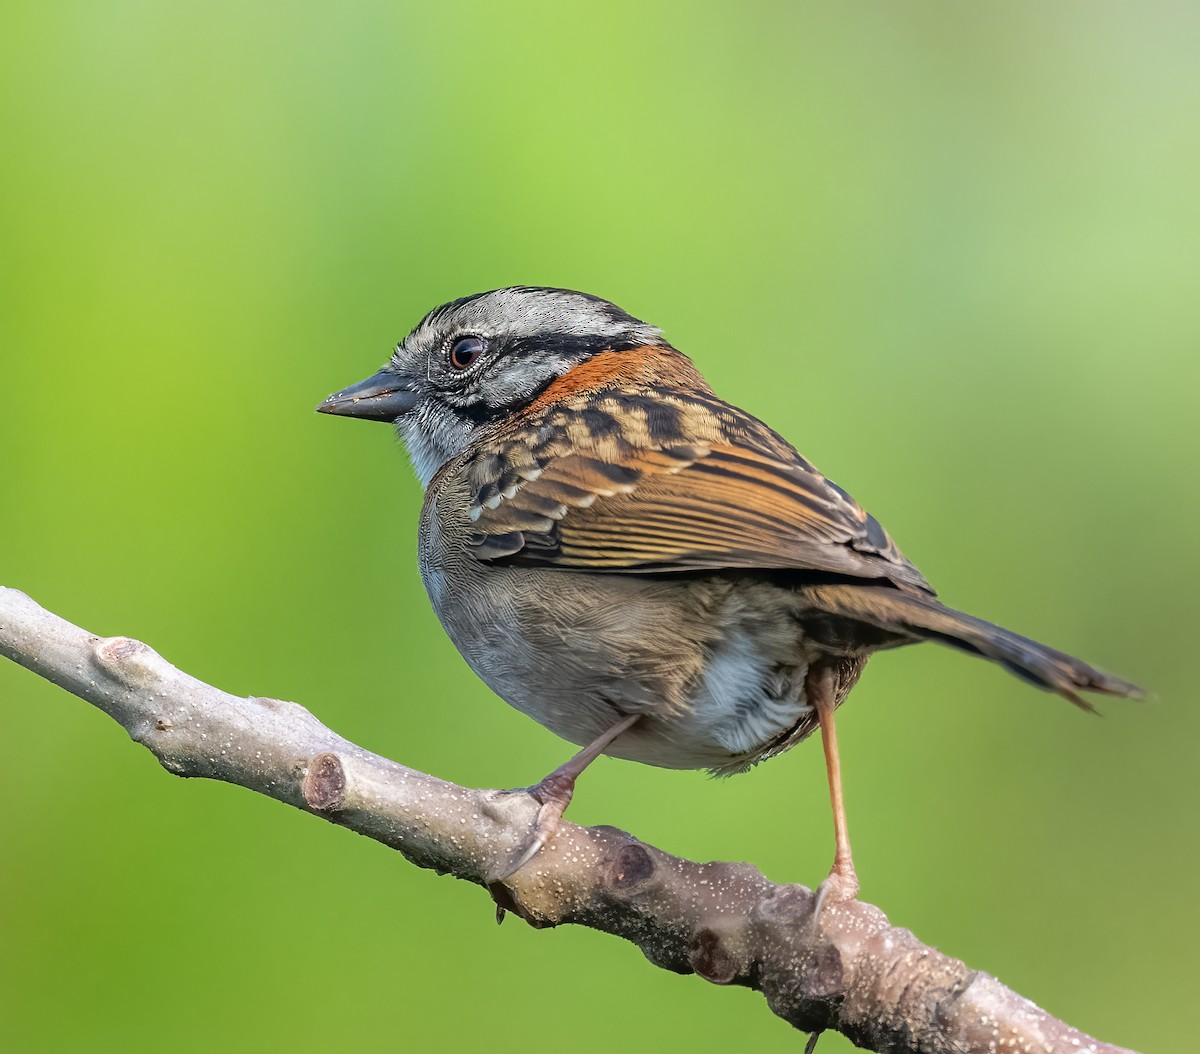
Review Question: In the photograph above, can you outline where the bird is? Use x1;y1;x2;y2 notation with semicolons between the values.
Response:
316;286;1142;905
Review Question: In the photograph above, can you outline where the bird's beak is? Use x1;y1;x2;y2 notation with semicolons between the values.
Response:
315;368;419;423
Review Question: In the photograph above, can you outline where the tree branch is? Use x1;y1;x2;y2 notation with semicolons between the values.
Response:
0;586;1136;1054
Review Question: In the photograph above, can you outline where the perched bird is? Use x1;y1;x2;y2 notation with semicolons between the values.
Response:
317;286;1141;903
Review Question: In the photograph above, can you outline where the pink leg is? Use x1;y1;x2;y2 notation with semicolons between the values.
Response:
809;665;860;918
494;713;640;881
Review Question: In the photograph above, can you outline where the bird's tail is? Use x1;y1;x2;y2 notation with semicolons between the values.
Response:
802;583;1145;710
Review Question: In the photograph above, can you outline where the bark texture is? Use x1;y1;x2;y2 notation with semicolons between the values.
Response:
0;586;1137;1054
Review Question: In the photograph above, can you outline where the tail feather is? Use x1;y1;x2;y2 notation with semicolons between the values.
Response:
803;583;1145;709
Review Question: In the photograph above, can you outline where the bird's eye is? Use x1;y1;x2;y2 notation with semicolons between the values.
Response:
448;335;487;371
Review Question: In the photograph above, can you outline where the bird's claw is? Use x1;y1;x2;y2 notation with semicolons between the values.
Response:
487;777;574;883
811;861;860;929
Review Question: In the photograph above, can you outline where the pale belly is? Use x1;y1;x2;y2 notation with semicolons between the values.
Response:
420;551;820;773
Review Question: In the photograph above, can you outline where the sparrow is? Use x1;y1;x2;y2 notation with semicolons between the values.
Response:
317;286;1142;903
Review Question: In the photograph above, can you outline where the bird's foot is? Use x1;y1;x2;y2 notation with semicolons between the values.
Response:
812;858;859;928
485;715;639;887
488;771;576;883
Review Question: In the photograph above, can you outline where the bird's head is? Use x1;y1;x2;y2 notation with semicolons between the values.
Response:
317;286;666;485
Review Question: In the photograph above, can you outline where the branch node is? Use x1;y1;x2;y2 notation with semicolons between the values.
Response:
808;944;844;997
690;928;740;985
607;842;654;891
93;635;159;682
302;753;346;811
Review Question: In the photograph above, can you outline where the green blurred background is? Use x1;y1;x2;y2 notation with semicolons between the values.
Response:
1;3;1196;1051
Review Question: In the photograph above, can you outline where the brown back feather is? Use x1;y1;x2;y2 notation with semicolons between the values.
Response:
462;345;933;593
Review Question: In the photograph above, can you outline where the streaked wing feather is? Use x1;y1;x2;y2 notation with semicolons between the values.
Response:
465;397;932;593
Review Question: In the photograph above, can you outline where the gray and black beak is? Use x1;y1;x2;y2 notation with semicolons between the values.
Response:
316;368;418;423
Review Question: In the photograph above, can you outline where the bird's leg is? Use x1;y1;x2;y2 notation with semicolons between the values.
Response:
809;664;860;917
492;713;640;882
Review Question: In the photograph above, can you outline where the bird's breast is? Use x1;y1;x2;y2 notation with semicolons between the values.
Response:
419;481;830;772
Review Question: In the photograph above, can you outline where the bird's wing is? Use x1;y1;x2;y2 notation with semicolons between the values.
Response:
462;390;933;594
